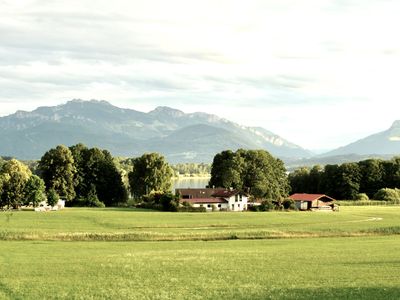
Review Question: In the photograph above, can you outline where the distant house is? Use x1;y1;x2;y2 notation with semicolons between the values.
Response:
289;193;336;211
176;188;248;211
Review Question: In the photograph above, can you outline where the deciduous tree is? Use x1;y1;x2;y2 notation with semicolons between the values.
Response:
38;145;76;201
70;144;127;206
24;175;46;207
128;153;173;198
209;149;289;199
0;159;32;208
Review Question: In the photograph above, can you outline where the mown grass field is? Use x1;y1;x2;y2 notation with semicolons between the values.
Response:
1;207;400;299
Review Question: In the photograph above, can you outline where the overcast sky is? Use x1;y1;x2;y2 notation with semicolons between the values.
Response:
0;0;399;151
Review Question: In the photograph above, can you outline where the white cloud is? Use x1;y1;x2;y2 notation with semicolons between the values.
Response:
0;0;399;150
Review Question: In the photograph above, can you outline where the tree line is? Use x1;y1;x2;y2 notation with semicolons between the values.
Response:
1;147;291;208
171;163;211;176
0;144;177;208
3;145;400;209
289;157;400;200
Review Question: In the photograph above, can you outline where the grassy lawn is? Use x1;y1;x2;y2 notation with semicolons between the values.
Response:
1;206;400;241
0;206;400;299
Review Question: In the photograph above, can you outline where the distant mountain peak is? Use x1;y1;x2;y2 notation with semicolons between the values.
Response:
149;106;185;117
390;120;400;128
67;99;112;106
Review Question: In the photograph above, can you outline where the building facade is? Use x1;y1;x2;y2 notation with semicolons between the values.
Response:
176;188;248;211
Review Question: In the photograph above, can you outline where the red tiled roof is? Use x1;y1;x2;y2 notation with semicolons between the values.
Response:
211;190;240;197
180;198;228;204
176;188;226;199
289;193;335;202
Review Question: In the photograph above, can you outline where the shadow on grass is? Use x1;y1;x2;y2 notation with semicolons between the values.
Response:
65;207;158;212
0;281;22;300
274;286;400;300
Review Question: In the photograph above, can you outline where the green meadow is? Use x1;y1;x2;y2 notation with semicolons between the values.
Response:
1;207;400;299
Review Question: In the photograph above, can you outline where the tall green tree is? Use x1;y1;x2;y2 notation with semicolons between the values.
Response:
69;144;127;206
90;148;127;206
23;175;46;207
337;163;362;199
382;157;400;189
241;150;289;199
0;159;32;208
128;153;174;199
208;150;243;189
288;167;310;193
359;159;384;197
209;149;289;199
69;143;88;200
308;165;323;193
320;164;340;199
38;145;76;201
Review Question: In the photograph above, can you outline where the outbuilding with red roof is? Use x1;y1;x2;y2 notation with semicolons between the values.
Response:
289;193;336;211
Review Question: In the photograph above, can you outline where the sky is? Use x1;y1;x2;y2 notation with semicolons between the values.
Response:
0;0;399;152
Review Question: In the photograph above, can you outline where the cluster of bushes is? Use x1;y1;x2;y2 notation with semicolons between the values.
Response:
136;192;180;212
373;188;400;203
249;198;297;212
177;206;207;212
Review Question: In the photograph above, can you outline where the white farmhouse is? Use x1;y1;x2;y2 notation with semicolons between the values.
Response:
176;188;248;211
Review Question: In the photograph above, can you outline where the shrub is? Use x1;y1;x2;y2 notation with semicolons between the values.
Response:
160;193;179;211
135;202;162;210
46;188;59;207
248;199;277;212
356;193;369;201
71;186;106;208
136;191;180;211
282;198;297;210
259;199;275;211
181;201;193;207
177;206;206;212
373;188;400;203
85;190;105;208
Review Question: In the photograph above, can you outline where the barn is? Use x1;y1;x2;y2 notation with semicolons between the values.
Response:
289;193;336;211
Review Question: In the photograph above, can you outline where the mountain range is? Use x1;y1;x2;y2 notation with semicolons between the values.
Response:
0;100;398;163
0;100;312;162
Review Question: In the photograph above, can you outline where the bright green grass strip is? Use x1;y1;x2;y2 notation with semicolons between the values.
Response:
1;206;400;241
0;237;400;299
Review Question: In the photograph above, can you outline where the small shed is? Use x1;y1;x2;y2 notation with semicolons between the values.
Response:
289;193;336;211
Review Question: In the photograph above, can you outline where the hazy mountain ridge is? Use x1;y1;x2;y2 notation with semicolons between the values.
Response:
0;99;311;162
321;120;400;157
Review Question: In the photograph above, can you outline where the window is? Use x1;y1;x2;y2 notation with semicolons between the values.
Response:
240;195;243;201
218;204;221;208
235;195;238;202
207;204;211;208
